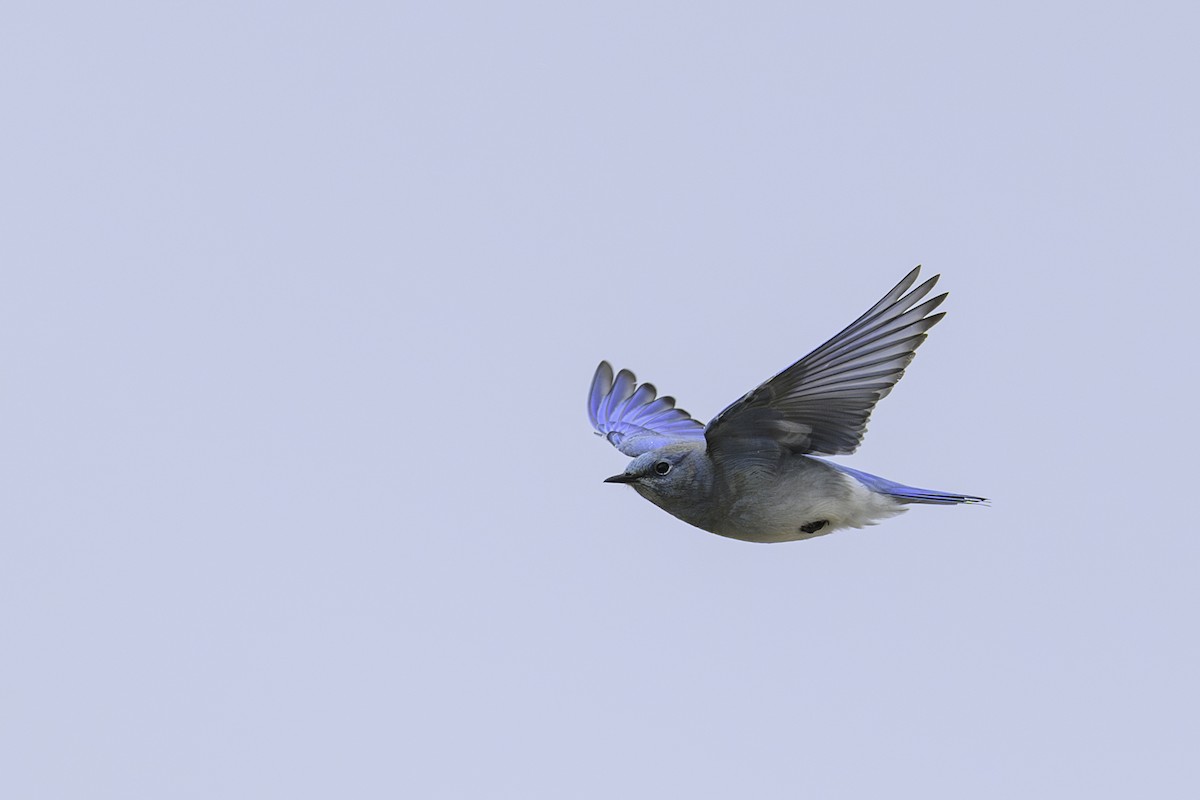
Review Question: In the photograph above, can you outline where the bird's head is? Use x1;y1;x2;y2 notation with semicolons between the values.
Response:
604;443;709;504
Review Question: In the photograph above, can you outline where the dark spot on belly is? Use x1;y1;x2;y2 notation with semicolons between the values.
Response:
800;520;829;534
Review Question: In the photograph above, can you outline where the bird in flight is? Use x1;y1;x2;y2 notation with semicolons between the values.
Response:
587;266;985;543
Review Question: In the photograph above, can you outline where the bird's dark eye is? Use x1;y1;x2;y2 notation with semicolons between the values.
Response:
654;461;671;475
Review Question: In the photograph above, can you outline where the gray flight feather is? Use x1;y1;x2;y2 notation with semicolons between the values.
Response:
704;266;946;458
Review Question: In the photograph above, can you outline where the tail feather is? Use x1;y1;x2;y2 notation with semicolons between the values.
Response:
824;461;987;506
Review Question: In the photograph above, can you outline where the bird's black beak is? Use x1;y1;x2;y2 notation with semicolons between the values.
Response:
604;473;637;484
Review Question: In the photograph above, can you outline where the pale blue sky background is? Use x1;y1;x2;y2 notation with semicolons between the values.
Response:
3;2;1197;797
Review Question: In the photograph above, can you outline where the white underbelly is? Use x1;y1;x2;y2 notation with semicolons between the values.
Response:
717;471;907;543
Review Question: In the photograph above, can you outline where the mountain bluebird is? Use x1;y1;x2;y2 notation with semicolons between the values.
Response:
587;266;985;543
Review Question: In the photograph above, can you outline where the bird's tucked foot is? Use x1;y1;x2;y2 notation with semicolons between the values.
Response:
799;520;829;534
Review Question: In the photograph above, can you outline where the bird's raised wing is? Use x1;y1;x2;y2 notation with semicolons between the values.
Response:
705;266;947;458
587;361;706;456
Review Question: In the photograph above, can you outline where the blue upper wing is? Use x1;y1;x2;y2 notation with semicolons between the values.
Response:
587;361;706;456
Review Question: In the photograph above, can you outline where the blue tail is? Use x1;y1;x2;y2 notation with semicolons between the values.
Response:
823;461;987;506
